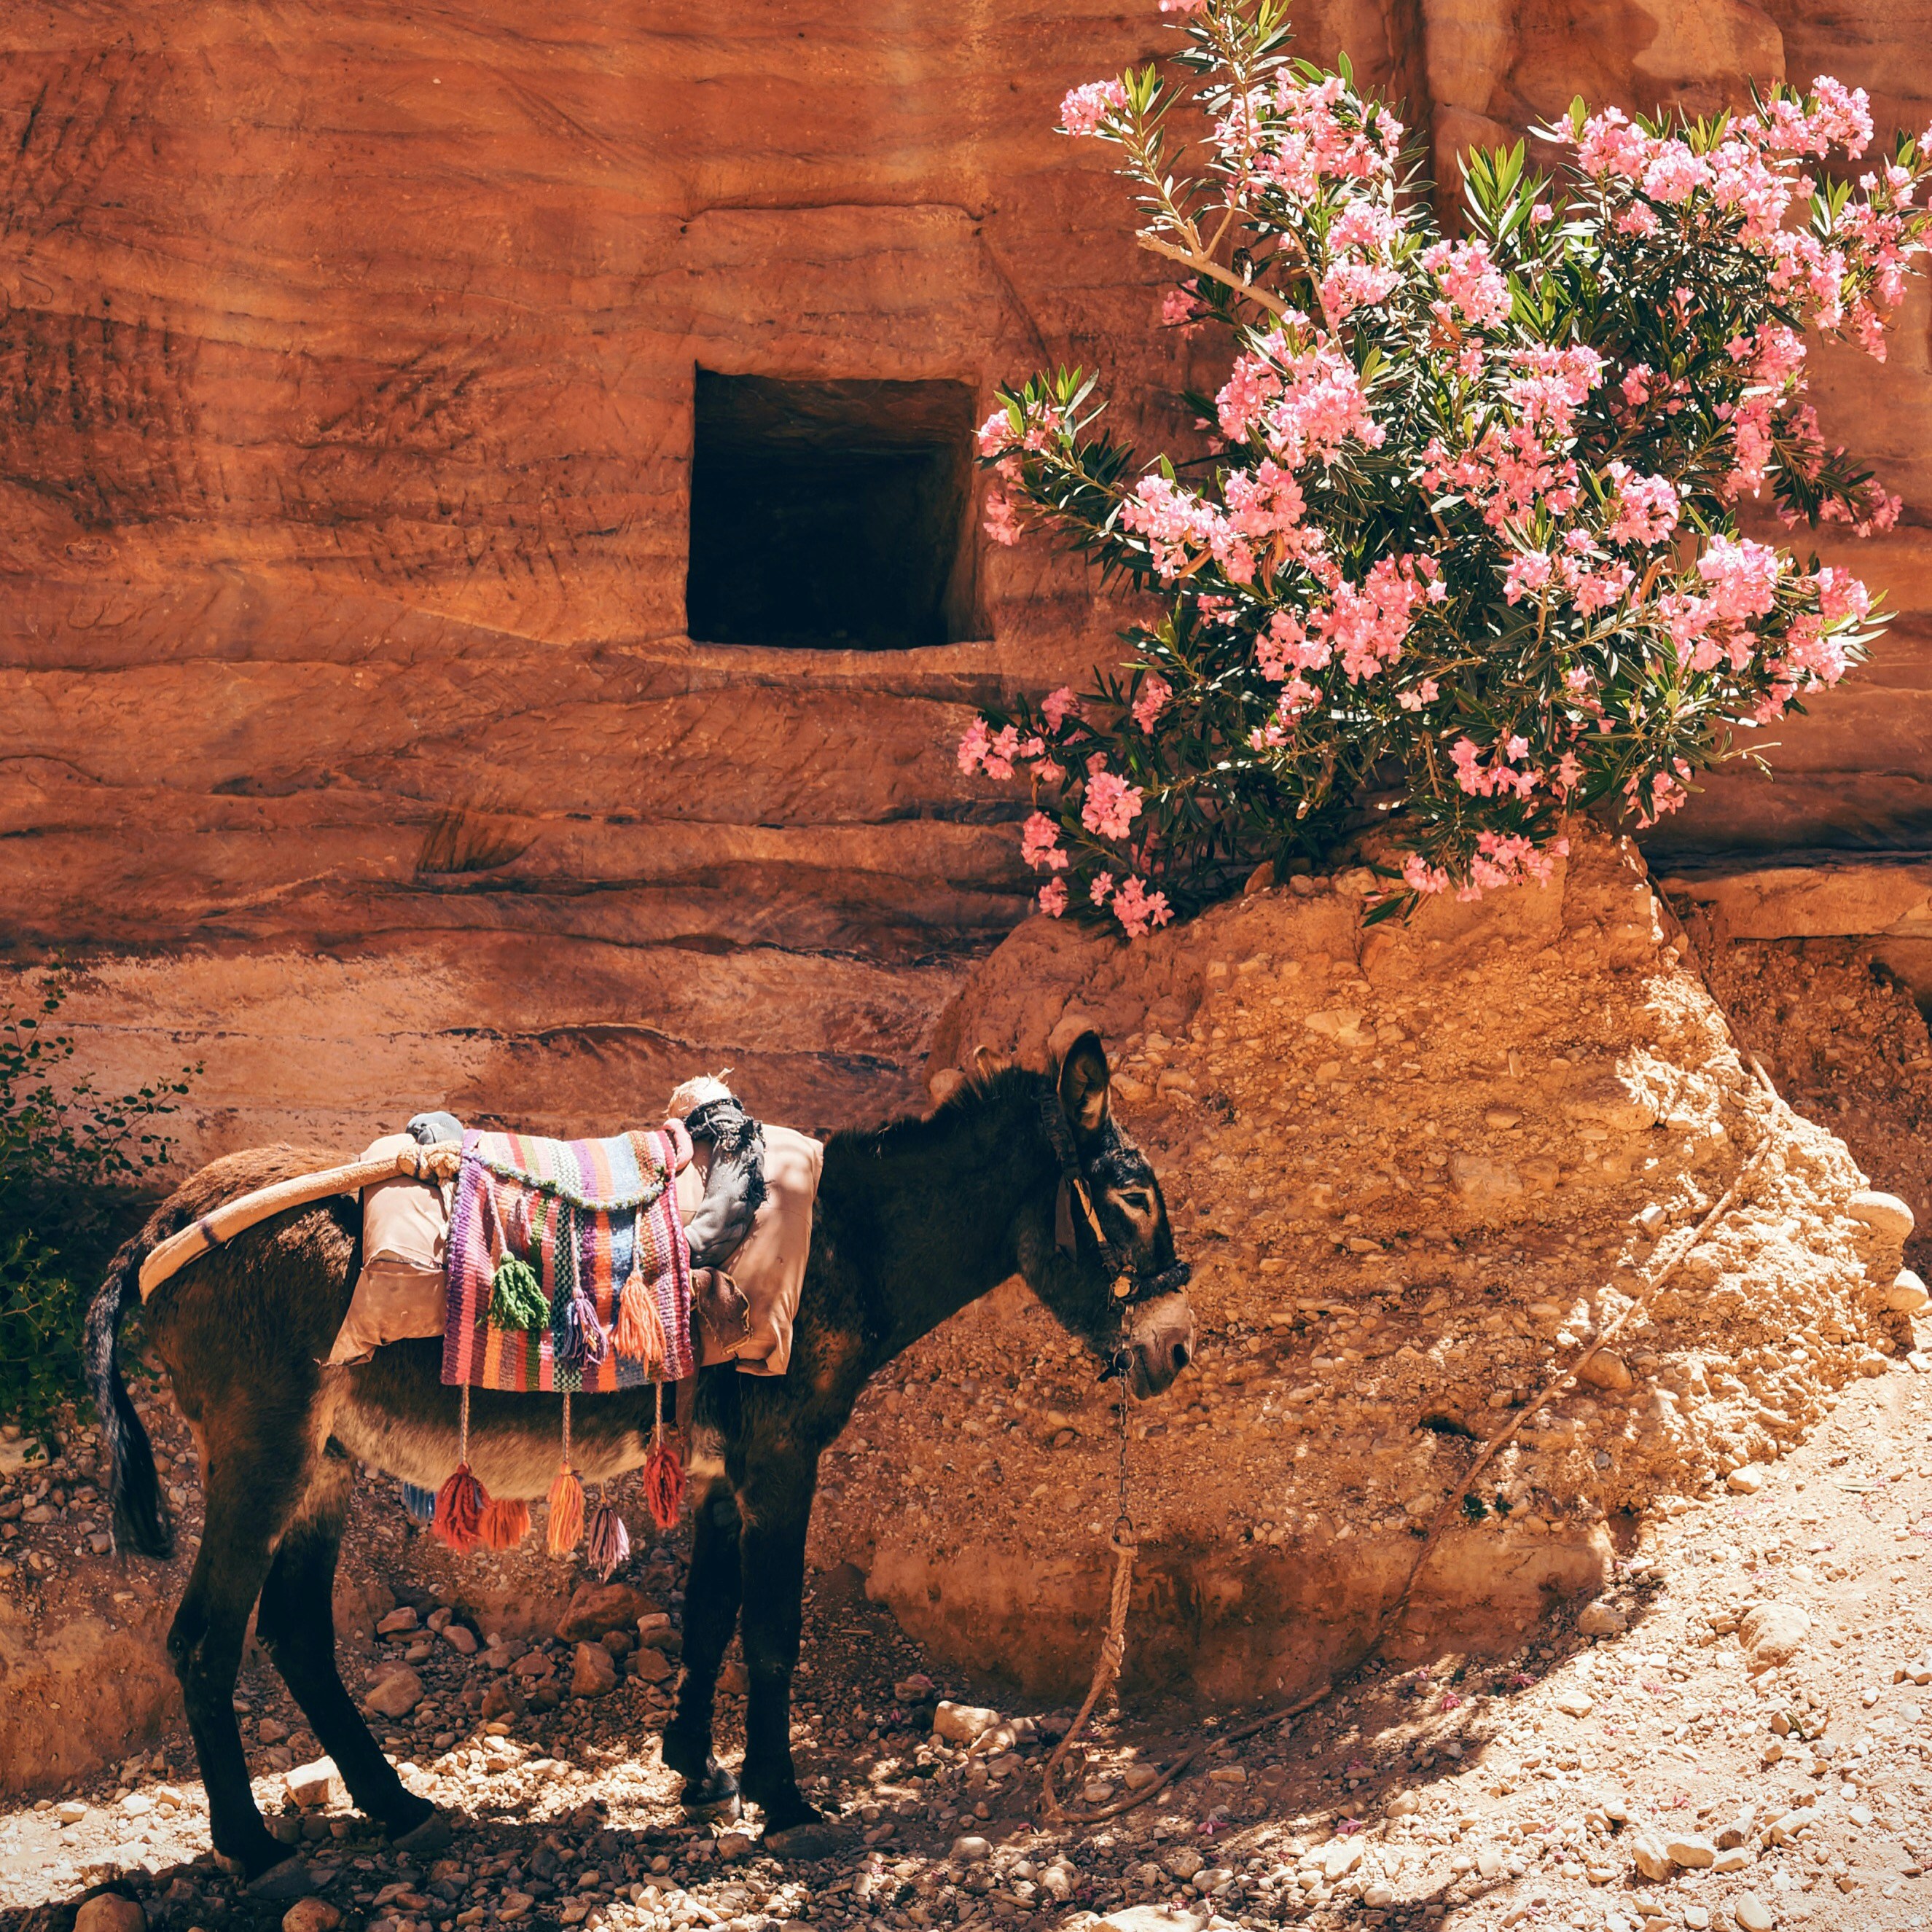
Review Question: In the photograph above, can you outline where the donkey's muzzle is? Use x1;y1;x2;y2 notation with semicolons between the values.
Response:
1124;1291;1197;1399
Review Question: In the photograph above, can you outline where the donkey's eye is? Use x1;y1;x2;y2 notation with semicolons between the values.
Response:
1123;1191;1153;1213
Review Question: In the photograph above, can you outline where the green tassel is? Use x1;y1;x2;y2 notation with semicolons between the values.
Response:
490;1255;549;1330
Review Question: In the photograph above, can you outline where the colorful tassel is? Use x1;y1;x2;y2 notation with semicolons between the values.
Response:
479;1495;531;1550
490;1255;548;1331
585;1493;630;1581
432;1465;485;1552
614;1266;668;1372
545;1201;608;1370
547;1465;584;1555
643;1382;685;1531
547;1392;585;1556
433;1387;486;1553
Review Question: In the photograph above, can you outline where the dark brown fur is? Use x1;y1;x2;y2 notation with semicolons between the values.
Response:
87;1037;1194;1872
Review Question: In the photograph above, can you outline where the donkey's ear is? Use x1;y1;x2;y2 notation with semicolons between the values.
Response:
1056;1029;1111;1145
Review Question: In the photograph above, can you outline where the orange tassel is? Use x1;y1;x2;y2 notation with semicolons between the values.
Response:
614;1267;668;1373
547;1463;585;1556
431;1464;484;1553
479;1495;530;1549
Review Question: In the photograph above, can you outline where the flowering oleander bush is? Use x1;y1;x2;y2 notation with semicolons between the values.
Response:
962;0;1932;933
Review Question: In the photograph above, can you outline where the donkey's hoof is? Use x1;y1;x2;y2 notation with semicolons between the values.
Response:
244;1856;316;1901
679;1763;740;1823
762;1820;854;1861
391;1812;453;1857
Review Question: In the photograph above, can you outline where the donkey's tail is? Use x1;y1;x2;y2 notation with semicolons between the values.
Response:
85;1234;174;1559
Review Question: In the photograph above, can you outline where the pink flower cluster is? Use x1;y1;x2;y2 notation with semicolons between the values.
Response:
1216;331;1385;469
1570;82;1925;386
1021;811;1068;872
957;719;1042;780
1081;765;1144;840
1404;832;1568;902
1246;73;1401;203
1603;463;1680;546
1131;674;1173;731
1091;873;1173;937
1421;237;1511;328
1450;734;1542;802
1060;79;1127;138
1314;557;1425;681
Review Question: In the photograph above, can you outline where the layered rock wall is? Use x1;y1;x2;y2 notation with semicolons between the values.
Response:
4;1;1931;1143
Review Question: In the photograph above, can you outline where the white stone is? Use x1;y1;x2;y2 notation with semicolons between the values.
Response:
1847;1191;1914;1244
1733;1894;1776;1931
1165;1849;1204;1881
1554;1689;1594;1718
1664;1833;1716;1869
1320;1838;1364;1881
933;1700;1000;1745
1096;1910;1208;1932
1577;1600;1628;1638
950;1836;991;1864
1630;1829;1671;1880
285;1758;341;1810
1887;1269;1929;1314
1738;1603;1810;1669
1726;1465;1769;1494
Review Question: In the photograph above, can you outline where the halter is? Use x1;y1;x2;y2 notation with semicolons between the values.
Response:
1039;1092;1193;1305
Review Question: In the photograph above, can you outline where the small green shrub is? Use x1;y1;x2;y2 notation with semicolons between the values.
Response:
0;978;196;1428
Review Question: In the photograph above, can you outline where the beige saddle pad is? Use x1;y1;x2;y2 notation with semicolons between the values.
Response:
327;1125;821;1378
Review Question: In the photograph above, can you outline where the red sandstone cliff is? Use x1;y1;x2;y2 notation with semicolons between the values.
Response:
1;1;1927;1152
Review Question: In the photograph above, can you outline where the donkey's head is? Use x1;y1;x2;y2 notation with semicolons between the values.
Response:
1022;1029;1197;1399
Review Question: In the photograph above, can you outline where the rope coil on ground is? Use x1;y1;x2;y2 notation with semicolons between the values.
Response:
1039;1067;1793;1828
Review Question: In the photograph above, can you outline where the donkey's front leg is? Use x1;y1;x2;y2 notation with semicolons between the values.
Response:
662;1473;743;1819
735;1455;840;1849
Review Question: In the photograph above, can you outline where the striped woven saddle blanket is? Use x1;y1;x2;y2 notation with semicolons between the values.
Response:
440;1124;696;1394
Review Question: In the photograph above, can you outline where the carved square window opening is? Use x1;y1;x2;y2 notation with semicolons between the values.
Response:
687;371;984;649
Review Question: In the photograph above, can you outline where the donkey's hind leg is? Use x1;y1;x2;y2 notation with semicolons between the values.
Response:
660;1471;743;1820
168;1460;299;1880
255;1445;442;1848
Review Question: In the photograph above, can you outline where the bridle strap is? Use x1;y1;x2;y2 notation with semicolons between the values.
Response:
1039;1092;1192;1302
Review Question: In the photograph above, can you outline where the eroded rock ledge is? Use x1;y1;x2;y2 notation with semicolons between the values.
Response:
810;828;1924;1700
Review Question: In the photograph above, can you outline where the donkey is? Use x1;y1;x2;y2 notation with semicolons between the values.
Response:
85;1031;1195;1883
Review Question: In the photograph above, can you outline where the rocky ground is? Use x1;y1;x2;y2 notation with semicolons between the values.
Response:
7;825;1932;1932
1;1351;1928;1932
1692;936;1932;1278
